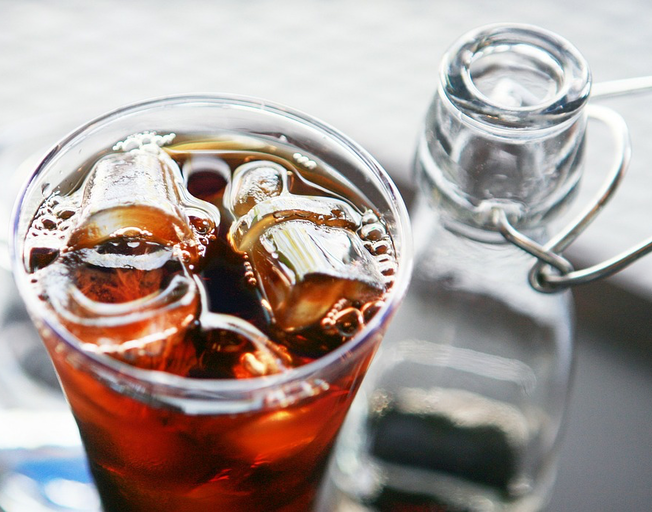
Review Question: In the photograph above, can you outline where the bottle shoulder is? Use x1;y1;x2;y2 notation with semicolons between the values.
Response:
405;196;574;327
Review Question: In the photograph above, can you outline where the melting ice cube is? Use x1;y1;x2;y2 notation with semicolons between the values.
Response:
226;161;387;333
66;132;221;259
27;133;222;373
40;255;201;375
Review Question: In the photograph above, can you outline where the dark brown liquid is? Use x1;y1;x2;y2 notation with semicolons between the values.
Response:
25;132;396;511
27;134;395;377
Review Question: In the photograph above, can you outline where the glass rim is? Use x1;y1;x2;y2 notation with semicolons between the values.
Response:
10;92;413;397
441;23;591;130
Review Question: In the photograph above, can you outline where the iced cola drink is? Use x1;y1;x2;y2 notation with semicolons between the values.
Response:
10;96;411;511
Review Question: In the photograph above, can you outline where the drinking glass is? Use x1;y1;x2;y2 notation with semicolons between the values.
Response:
9;95;412;512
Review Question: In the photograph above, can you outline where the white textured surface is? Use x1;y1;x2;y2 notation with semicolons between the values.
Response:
2;0;652;296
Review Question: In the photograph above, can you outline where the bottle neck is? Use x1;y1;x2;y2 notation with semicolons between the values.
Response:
419;96;587;231
419;24;591;233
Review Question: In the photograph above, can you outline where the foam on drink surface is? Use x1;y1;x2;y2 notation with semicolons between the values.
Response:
24;132;397;379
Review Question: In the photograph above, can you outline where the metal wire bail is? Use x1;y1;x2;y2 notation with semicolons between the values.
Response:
494;84;652;292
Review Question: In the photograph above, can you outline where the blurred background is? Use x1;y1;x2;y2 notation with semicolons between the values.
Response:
1;1;651;510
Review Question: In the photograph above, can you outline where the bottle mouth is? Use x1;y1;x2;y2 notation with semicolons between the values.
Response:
441;23;591;129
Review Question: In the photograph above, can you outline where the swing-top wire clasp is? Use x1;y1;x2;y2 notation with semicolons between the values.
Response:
494;78;652;293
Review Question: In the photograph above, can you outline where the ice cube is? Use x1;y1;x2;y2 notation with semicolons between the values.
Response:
226;161;386;333
195;313;293;378
27;132;224;374
38;254;200;375
192;275;292;378
251;220;385;331
228;161;286;217
66;132;221;264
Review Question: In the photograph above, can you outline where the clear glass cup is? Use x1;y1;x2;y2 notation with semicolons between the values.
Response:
9;95;412;512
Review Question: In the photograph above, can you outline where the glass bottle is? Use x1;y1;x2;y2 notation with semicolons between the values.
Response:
323;24;589;512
